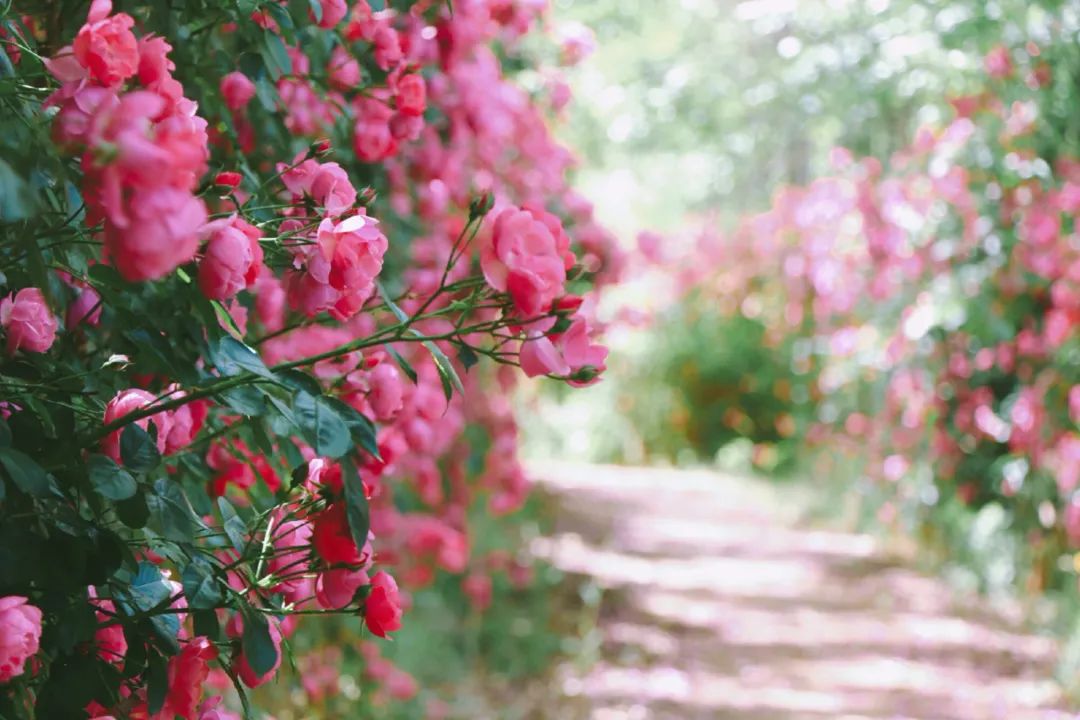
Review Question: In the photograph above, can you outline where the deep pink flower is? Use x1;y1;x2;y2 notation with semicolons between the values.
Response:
310;162;357;217
105;186;207;281
220;71;256;111
368;362;404;420
327;46;361;90
66;287;102;330
101;388;172;463
72;0;139;86
0;288;57;354
316;0;348;28
481;206;568;316
364;571;403;638
395;74;426;116
0;596;42;684
158;637;217;719
198;216;264;300
316;567;370;608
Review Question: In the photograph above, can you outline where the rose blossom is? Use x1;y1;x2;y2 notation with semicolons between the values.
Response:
363;571;403;638
481;206;570;316
101;388;173;462
1;288;57;354
0;596;42;684
72;0;139;86
220;71;256;111
198;216;264;300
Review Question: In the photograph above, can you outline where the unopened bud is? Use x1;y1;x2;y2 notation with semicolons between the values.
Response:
214;171;243;188
357;187;378;205
309;138;332;157
554;295;584;313
568;365;602;384
468;192;495;220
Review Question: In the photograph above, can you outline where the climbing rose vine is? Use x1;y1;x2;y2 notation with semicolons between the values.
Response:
0;0;618;716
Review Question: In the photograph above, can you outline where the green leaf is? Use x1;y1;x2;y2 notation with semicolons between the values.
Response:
0;417;12;447
307;0;323;23
116;489;150;529
377;282;410;323
193;608;222;641
342;455;370;553
218;497;247;553
210;336;274;379
385;345;418;384
182;557;223;609
293;390;351;458
146;652;168;714
212;300;245;340
0;158;36;223
0;447;58;498
418;337;464;402
120;424;161;472
456;343;479;371
261;31;293;80
324;397;380;458
146;478;202;543
87;454;137;501
241;610;278;677
118;562;180;650
275;368;324;396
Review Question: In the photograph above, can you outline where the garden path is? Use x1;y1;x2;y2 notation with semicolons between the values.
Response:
527;462;1069;720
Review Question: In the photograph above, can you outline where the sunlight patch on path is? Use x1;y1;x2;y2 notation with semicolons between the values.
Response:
528;462;1067;720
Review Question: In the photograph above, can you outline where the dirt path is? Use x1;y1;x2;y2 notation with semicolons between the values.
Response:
526;463;1069;720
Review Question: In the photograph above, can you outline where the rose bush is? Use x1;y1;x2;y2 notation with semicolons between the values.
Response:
0;0;618;717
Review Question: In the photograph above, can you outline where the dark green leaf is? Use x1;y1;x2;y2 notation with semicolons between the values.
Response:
241;610;278;677
146;478;202;542
210;336;274;379
218;497;247;553
193;608;222;641
419;337;464;402
262;31;293;79
116;489;150;529
342;455;370;554
146;652;168;714
0;447;58;498
324;397;380;458
87;454;137;501
293;390;351;458
385;345;418;384
120;424;161;472
182;557;223;609
0;417;11;447
456;343;479;371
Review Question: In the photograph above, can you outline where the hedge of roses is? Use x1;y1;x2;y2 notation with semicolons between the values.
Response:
646;18;1080;609
0;0;618;717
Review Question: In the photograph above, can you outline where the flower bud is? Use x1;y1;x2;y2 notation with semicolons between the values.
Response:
214;171;243;188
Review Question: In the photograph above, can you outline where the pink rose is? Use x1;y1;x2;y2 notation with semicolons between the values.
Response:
66;287;102;330
158;637;217;719
481;206;569;316
363;571;403;638
0;288;57;354
316;567;370;608
101;388;172;463
106;187;207;281
0;596;42;684
327;46;361;90
353;119;397;163
395;74;426;116
310;162;357;217
317;0;348;28
372;26;402;71
198;217;264;300
220;71;256;111
368;362;403;420
72;0;139;86
268;518;313;594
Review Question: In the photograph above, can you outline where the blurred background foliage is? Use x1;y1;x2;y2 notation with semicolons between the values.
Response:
557;0;1080;233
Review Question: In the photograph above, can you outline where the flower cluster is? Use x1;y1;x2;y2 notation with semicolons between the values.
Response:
0;0;618;717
